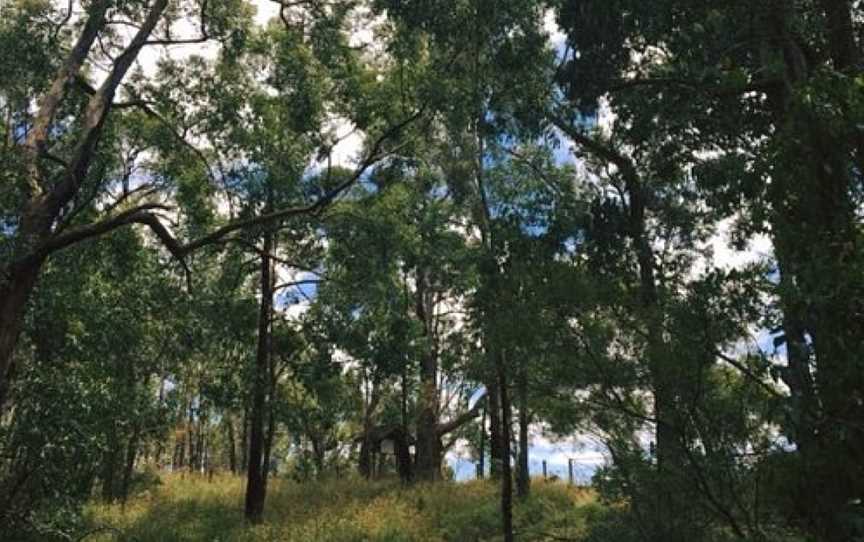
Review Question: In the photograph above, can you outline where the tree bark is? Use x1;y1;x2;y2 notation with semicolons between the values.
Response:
487;374;502;479
244;232;273;523
0;261;43;409
478;404;486;479
101;446;118;503
240;407;249;472
227;416;237;474
496;352;514;542
120;426;141;505
516;365;530;498
413;270;442;481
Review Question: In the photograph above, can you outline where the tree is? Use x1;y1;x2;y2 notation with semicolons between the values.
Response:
0;0;421;414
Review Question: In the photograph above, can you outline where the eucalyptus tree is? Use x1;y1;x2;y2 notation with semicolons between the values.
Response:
471;144;585;498
371;1;560;536
311;168;482;482
0;0;422;417
550;1;863;539
0;0;245;409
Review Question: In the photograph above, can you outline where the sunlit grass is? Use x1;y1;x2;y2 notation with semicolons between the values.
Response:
84;473;596;541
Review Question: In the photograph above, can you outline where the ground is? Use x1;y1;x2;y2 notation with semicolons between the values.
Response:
84;473;599;541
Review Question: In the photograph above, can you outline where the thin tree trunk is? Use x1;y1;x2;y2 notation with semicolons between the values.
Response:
227;416;237;474
478;403;486;479
120;426;141;505
240;406;249;472
497;352;514;542
101;446;118;503
244;231;273;523
187;401;195;475
487;375;502;479
262;391;277;491
394;428;413;483
197;413;206;473
311;436;325;476
516;365;530;498
359;435;372;479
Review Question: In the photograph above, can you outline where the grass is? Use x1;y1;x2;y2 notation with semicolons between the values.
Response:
84;473;598;542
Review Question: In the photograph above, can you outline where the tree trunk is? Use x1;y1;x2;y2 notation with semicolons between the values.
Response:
244;232;273;523
311;435;325;476
227;417;237;474
240;406;249;472
101;447;118;502
516;366;530;498
393;428;413;483
262;396;277;490
414;351;442;481
0;261;43;410
197;415;206;473
478;404;486;479
359;434;373;479
761;8;864;538
187;402;195;475
173;439;184;471
486;375;502;479
496;353;514;542
413;271;442;481
120;426;141;505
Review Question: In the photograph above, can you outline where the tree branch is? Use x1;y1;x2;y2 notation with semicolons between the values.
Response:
38;203;180;259
24;0;111;196
47;0;171;217
176;106;426;256
436;391;487;436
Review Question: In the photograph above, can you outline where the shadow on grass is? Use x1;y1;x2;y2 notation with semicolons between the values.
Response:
106;494;246;542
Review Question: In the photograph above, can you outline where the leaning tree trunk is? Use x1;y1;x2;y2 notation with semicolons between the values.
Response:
244;231;273;523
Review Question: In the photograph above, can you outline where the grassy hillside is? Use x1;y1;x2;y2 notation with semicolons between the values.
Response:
84;474;599;541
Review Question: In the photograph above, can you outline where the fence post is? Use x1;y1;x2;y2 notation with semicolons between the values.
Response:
568;458;574;485
542;460;547;479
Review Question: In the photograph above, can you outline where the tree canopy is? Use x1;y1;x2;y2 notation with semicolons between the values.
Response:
1;1;862;541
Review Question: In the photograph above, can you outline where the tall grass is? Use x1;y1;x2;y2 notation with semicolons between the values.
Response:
84;473;597;541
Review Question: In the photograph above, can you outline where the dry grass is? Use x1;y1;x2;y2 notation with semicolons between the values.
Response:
84;473;597;542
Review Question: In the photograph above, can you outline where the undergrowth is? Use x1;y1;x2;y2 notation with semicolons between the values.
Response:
83;473;597;542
